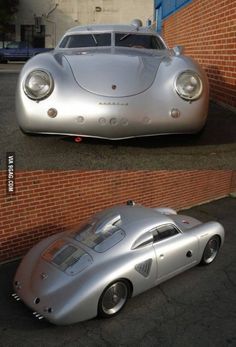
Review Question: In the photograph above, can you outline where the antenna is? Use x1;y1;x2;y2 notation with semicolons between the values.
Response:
131;19;143;30
127;200;135;206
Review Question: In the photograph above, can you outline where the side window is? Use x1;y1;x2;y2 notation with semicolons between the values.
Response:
153;225;179;242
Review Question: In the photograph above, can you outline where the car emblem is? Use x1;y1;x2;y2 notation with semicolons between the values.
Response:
40;272;48;280
98;102;128;106
112;85;117;90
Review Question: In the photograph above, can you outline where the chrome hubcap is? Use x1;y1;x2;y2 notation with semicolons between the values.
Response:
204;238;219;264
102;282;128;315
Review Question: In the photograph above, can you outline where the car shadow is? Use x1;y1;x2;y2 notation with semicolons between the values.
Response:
62;102;236;148
205;65;236;110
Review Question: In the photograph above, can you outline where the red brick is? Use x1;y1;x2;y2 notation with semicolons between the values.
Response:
160;0;236;108
0;170;235;263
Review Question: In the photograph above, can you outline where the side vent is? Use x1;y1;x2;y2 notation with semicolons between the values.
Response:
135;259;152;278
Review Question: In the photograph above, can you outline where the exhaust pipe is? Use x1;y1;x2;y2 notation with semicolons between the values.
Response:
12;293;21;301
33;311;44;320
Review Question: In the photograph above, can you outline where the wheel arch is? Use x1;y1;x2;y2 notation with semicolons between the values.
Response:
200;234;222;266
100;277;134;299
121;277;133;297
97;277;134;317
215;234;222;247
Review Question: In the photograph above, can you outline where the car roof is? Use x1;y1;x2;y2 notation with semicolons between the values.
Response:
71;205;202;254
65;24;154;35
93;204;174;241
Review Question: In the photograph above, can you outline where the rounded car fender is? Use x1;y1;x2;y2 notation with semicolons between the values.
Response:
189;221;225;262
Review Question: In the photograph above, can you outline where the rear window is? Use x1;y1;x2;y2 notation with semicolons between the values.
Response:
74;222;125;252
59;33;111;48
115;33;165;50
42;239;92;275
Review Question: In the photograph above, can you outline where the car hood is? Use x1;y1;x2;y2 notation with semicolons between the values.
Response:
64;49;165;97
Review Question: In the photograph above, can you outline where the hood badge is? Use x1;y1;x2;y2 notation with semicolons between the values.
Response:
112;84;117;90
40;272;48;280
99;102;128;106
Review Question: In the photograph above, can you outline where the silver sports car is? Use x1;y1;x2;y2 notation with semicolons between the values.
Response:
16;19;209;140
13;201;224;325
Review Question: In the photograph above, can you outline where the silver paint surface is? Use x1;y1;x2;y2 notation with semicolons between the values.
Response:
16;23;209;140
13;204;224;325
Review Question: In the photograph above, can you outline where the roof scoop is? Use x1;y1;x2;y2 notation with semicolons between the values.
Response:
95;214;121;233
131;19;143;30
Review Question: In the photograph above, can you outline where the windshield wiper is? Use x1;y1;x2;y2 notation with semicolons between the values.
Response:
119;33;131;41
91;34;98;45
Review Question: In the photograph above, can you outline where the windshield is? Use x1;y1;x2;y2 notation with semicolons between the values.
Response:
59;33;111;48
115;33;165;49
59;32;165;50
73;221;125;252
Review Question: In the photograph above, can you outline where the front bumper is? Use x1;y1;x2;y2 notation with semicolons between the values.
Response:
16;84;208;140
17;102;208;140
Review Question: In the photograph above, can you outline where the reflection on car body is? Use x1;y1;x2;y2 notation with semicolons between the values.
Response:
13;201;224;325
16;19;209;140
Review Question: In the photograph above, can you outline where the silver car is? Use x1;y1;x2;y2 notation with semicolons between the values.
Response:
13;202;224;325
16;19;209;140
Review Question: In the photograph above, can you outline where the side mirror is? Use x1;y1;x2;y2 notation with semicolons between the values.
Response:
173;45;184;56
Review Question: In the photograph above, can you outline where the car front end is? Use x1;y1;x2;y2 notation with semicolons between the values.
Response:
16;24;209;140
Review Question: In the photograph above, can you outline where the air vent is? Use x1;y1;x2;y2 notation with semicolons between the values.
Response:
135;259;152;277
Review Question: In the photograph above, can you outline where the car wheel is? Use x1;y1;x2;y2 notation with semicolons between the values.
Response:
201;236;220;265
0;56;7;64
98;280;130;318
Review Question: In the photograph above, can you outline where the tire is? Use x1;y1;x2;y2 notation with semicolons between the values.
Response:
0;56;7;64
98;280;130;318
200;235;220;265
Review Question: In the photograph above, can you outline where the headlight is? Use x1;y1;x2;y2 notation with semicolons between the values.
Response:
175;70;203;101
24;70;54;100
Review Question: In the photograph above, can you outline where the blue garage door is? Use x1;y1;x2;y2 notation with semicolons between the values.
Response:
154;0;192;31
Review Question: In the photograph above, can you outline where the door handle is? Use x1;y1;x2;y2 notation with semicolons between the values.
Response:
186;250;193;258
159;254;164;259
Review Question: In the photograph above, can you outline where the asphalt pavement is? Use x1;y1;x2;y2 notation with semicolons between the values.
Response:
0;196;236;347
0;62;24;73
0;66;236;170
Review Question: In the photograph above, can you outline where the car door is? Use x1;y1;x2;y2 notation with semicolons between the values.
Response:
152;224;198;283
17;42;29;59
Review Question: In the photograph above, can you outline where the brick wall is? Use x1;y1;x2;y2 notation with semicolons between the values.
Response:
0;170;234;263
231;171;236;192
161;0;236;109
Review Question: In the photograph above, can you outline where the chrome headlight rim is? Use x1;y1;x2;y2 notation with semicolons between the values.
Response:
174;70;203;101
23;69;54;101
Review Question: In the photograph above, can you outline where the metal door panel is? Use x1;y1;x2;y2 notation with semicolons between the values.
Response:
153;234;198;281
